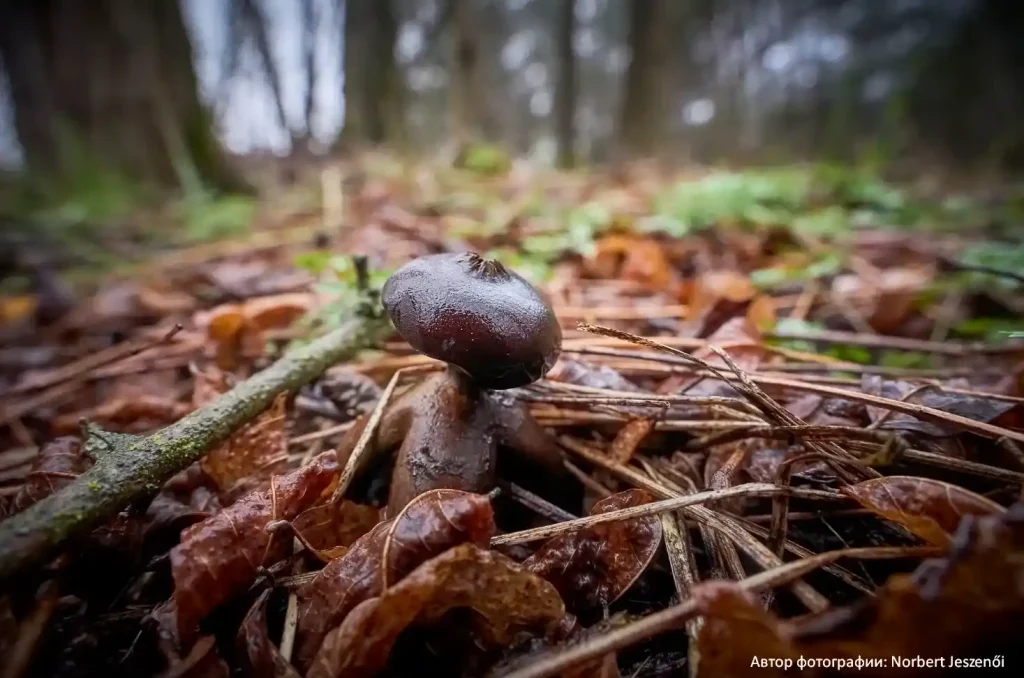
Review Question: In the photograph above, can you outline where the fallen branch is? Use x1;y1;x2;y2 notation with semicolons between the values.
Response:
0;312;390;582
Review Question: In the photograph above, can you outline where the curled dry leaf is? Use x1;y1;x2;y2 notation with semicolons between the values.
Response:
237;590;301;678
291;500;382;560
524;489;663;614
294;489;496;671
861;375;1016;437
840;475;1005;546
696;502;1024;677
162;451;339;648
608;417;656;464
694;582;797;678
199;293;314;369
307;544;565;678
192;366;289;498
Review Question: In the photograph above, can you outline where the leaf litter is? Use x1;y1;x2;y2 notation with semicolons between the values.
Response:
2;154;1024;677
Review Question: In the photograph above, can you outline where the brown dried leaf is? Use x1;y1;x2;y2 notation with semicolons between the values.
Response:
307;544;565;678
840;476;1005;546
237;590;302;678
291;500;382;560
192;366;288;497
162;451;338;648
694;582;797;678
294;489;496;671
862;375;1016;437
525;489;662;613
697;503;1024;677
608;418;656;464
10;437;90;514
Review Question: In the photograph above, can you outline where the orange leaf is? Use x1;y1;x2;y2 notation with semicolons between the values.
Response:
841;476;1005;546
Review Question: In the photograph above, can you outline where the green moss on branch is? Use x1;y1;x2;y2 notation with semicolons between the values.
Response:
0;314;390;582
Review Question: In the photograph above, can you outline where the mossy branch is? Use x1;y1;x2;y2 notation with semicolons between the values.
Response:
0;310;390;582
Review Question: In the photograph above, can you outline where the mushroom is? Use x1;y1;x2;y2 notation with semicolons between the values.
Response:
336;252;568;517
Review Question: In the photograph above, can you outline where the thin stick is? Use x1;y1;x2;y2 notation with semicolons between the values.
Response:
765;327;1024;355
7;323;184;396
490;483;842;546
495;546;942;678
499;482;578;523
331;368;407;504
290;421;356;446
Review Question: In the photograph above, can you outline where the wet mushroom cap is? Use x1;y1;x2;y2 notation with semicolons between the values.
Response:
382;252;562;389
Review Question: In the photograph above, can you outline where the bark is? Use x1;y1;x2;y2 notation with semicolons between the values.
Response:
617;0;681;157
0;0;247;193
0;312;391;582
341;0;405;147
554;0;577;169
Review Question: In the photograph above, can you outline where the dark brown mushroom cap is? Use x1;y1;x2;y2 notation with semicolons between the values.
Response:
382;252;562;389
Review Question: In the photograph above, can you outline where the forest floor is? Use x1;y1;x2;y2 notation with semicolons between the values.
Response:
1;152;1024;677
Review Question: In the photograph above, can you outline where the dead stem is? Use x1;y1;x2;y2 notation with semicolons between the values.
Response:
330;368;408;503
490;482;842;546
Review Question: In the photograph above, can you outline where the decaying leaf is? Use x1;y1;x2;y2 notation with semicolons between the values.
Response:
693;582;801;678
294;489;496;671
862;375;1016;437
237;590;301;678
307;544;565;678
841;475;1005;546
198;293;314;369
697;502;1024;676
9;437;91;514
192;366;289;498
161;451;339;648
608;417;656;464
525;489;662;614
291;499;382;560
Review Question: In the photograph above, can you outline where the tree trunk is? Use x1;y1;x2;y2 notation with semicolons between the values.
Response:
341;0;404;148
238;0;294;144
450;0;500;149
554;0;577;168
617;0;680;157
0;0;246;194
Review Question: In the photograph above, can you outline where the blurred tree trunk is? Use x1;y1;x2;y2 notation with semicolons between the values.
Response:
341;0;404;148
617;0;681;157
301;0;317;146
238;0;294;143
450;0;499;148
0;0;246;193
554;0;577;168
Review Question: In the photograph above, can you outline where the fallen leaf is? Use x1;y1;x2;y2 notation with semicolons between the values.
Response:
291;500;382;560
237;590;302;678
861;375;1016;436
840;475;1005;546
294;489;495;671
307;544;565;678
608;418;656;464
192;366;289;498
694;582;797;678
161;451;339;648
697;501;1024;677
0;294;38;326
525;489;662;614
9;437;90;514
